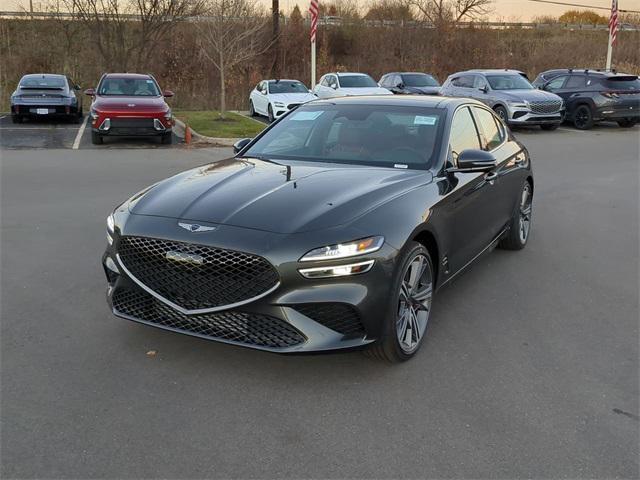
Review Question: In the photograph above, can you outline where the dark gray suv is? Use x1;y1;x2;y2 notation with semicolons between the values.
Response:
440;69;564;130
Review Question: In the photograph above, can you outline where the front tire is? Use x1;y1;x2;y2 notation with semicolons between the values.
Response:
91;130;103;145
366;242;434;363
494;105;508;123
573;105;594;130
268;104;274;123
499;181;533;250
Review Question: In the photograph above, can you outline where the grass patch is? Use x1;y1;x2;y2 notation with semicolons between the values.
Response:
174;110;265;138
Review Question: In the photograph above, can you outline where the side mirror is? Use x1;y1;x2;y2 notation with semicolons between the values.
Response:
233;137;252;154
330;84;337;89
163;90;174;97
480;85;489;93
396;83;405;89
74;84;81;91
450;149;497;173
261;89;267;95
84;88;96;96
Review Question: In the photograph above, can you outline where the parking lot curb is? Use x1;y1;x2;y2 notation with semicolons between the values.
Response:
173;118;239;147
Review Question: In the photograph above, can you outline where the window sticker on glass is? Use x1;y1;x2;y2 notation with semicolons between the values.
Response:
146;80;154;84
291;111;323;121
414;115;437;125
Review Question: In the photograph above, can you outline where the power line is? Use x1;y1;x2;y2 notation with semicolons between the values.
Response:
528;0;640;13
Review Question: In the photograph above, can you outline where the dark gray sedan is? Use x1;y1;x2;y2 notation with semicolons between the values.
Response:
10;74;83;123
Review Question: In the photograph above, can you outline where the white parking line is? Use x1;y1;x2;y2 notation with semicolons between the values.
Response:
72;116;89;150
0;115;6;120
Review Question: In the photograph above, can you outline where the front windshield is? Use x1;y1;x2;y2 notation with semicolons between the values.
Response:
20;75;65;89
402;74;439;87
98;77;161;96
243;104;445;170
339;75;378;88
486;75;534;90
269;81;309;94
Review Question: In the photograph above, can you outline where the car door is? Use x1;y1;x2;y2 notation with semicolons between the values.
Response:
553;74;587;114
455;75;476;99
445;106;503;273
471;105;526;235
314;75;332;99
542;75;569;98
473;75;492;106
254;81;269;114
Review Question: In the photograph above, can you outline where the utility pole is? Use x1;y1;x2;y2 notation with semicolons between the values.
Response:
271;0;280;78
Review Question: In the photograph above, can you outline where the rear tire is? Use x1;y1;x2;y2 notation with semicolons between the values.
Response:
573;105;594;130
617;118;636;128
161;132;172;144
91;131;103;145
365;242;434;363
249;100;256;117
499;181;533;250
540;123;559;131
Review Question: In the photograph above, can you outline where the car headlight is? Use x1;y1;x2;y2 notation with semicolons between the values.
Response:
507;100;528;108
107;213;115;245
90;109;99;121
299;260;375;279
273;102;285;107
300;236;384;262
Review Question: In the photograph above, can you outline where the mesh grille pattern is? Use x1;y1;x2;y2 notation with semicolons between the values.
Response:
294;303;365;336
113;287;305;348
117;236;279;311
529;100;562;114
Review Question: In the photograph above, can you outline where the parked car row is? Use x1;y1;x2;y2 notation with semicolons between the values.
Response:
10;72;175;144
249;68;639;131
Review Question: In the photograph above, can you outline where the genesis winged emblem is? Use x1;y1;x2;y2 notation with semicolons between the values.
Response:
178;222;217;233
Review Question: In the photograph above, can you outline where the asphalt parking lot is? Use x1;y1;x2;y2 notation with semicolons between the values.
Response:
1;120;638;478
0;114;182;149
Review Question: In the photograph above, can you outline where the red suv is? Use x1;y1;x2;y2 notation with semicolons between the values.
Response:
85;73;174;144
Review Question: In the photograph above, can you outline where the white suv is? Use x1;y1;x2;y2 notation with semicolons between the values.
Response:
313;73;392;99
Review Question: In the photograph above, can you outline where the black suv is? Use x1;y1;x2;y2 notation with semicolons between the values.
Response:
533;69;639;129
379;72;441;95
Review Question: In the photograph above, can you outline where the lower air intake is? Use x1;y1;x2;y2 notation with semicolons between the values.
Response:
113;287;305;348
294;303;365;336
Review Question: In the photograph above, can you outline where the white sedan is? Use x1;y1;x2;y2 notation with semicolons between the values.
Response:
313;72;393;99
249;79;317;122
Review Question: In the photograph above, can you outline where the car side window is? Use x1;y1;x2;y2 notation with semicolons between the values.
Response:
393;75;402;86
472;107;504;151
320;76;328;87
546;75;568;91
330;76;339;88
565;75;586;89
473;75;488;89
449;107;482;162
379;75;388;87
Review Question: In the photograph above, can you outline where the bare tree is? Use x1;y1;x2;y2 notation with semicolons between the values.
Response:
409;0;492;25
196;0;271;118
65;0;204;70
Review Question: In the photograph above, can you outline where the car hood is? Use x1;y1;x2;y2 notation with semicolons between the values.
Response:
93;95;168;112
498;89;562;102
269;92;316;104
129;158;432;234
404;86;441;95
339;87;394;96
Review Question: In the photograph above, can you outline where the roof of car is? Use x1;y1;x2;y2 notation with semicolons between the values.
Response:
463;69;526;75
309;95;479;110
333;72;370;76
539;68;635;78
21;73;66;79
103;73;153;79
385;72;435;76
266;79;302;83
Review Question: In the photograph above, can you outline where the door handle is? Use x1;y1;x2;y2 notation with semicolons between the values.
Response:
484;171;498;182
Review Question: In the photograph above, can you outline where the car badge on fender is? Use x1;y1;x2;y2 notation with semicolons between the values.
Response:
127;103;136;107
178;222;217;233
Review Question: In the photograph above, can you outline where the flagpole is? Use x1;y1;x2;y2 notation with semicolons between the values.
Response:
311;39;316;87
605;30;613;71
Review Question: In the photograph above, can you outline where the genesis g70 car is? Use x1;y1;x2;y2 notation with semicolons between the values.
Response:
103;96;533;362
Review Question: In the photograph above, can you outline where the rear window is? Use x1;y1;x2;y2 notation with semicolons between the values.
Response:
19;75;65;89
602;76;640;90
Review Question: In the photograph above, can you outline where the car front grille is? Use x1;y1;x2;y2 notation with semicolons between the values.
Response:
110;118;155;128
112;287;305;348
117;236;280;311
529;100;562;115
293;303;365;336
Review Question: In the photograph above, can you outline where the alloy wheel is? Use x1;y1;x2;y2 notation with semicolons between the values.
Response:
574;106;591;129
519;183;533;243
396;253;433;354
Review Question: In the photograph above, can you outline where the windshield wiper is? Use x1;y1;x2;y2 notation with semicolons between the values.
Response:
237;154;284;166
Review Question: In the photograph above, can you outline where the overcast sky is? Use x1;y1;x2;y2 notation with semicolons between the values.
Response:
0;0;622;21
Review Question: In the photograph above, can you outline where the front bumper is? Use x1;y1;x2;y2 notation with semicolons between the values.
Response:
103;215;398;353
506;106;564;125
92;115;172;136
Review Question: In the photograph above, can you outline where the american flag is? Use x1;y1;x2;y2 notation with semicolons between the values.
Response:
609;0;619;46
309;0;319;43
